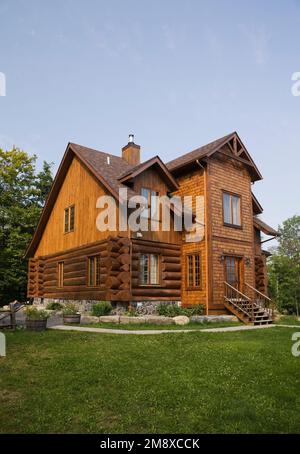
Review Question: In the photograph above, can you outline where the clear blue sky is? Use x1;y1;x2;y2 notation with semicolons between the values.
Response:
0;0;299;232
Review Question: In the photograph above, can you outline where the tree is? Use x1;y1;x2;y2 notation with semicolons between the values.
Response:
0;147;53;305
268;215;300;314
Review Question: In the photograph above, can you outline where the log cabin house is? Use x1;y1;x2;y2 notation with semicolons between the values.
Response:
25;132;279;324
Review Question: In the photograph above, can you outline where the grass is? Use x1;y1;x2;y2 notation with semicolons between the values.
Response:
1;327;300;434
276;315;300;326
78;320;242;330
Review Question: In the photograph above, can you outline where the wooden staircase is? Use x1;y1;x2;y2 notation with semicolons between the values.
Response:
224;282;275;325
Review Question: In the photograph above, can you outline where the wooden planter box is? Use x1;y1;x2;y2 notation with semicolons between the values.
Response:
63;314;81;324
26;319;47;331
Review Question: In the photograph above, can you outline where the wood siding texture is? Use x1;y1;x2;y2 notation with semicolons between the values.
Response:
208;152;255;312
34;156;123;257
131;167;181;244
173;168;207;308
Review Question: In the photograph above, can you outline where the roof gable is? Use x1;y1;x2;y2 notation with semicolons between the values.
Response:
167;132;262;182
118;155;179;191
24;142;136;258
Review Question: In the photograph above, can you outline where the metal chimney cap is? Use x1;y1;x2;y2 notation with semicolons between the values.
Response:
128;133;134;143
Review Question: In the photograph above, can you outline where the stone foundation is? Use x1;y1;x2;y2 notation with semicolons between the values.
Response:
33;298;180;315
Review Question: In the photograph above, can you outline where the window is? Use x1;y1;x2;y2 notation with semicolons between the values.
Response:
139;254;159;285
187;254;201;288
58;262;64;288
223;192;241;227
64;205;75;233
141;188;159;221
88;255;101;287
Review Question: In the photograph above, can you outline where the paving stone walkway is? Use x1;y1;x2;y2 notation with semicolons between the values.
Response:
49;323;279;335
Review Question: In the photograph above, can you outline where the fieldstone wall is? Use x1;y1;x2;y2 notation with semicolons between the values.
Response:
33;298;179;315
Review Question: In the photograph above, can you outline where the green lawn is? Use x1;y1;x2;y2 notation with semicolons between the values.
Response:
79;320;242;330
276;315;300;326
1;327;300;434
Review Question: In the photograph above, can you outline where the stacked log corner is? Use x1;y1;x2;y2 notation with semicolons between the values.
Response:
28;258;45;298
104;236;132;301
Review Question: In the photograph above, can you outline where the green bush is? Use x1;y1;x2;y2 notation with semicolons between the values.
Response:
25;306;49;320
62;303;78;316
186;304;205;316
91;301;112;317
46;301;63;311
157;303;204;317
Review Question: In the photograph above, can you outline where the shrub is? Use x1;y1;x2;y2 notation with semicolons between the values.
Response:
157;303;204;317
25;306;49;320
91;301;112;317
186;304;205;316
46;301;63;311
157;303;182;317
62;303;78;316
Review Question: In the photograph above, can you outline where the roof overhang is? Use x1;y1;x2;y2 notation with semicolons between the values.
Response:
253;217;280;237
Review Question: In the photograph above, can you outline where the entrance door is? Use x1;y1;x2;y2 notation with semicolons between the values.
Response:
224;256;243;291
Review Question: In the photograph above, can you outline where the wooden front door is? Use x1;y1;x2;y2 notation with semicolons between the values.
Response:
224;256;243;291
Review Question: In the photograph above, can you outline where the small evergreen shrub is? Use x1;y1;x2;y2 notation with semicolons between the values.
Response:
46;301;63;311
91;301;112;317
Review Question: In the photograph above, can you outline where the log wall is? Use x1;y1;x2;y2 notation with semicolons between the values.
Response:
131;238;181;301
28;236;181;302
29;239;109;300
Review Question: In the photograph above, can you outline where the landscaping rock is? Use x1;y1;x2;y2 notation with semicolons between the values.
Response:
119;316;146;324
190;315;238;323
80;315;100;324
173;315;190;325
144;315;174;325
99;315;120;324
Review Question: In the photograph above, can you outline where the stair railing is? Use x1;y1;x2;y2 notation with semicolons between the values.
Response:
224;282;254;321
244;283;275;319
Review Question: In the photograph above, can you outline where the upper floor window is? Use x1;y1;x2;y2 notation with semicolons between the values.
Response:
58;262;64;288
88;255;101;287
187;254;201;289
223;192;241;227
139;253;160;285
64;205;75;233
141;188;159;220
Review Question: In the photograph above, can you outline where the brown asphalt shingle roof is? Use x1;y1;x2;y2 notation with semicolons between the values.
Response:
70;143;137;198
166;132;235;171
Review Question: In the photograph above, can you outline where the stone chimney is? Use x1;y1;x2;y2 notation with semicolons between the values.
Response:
122;134;140;166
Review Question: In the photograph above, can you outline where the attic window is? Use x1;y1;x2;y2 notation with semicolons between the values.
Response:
64;205;75;233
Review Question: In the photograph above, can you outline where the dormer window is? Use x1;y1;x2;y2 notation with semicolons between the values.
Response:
141;188;159;220
64;205;75;233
